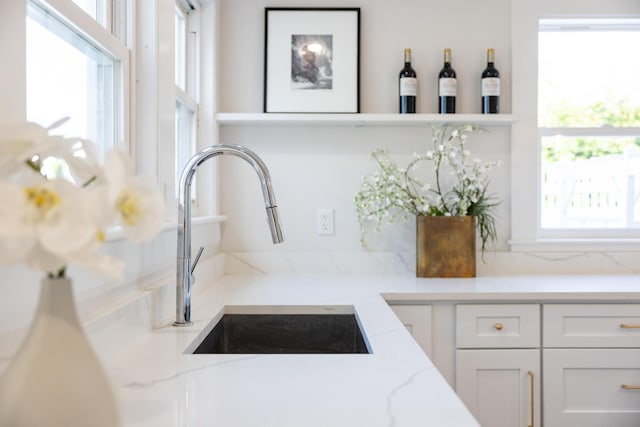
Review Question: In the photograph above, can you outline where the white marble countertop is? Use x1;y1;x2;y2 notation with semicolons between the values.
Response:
110;274;640;427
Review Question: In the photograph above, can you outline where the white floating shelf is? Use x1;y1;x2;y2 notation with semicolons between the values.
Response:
216;113;515;127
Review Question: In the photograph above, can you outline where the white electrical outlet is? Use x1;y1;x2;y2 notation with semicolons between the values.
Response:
317;208;334;235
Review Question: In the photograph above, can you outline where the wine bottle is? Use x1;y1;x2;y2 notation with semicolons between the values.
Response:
481;48;500;114
399;48;417;114
438;48;457;114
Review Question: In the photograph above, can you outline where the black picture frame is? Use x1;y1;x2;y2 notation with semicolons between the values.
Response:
263;7;361;113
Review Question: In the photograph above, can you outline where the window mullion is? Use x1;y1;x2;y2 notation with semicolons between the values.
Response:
176;86;197;112
539;127;640;137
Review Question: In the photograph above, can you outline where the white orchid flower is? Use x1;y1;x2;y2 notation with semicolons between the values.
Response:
0;119;166;280
103;149;164;242
0;122;50;177
0;120;101;184
38;135;101;185
0;179;101;275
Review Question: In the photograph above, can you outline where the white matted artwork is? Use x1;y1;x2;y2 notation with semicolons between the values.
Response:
264;8;360;113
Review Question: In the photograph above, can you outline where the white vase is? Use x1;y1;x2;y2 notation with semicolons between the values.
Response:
0;277;121;427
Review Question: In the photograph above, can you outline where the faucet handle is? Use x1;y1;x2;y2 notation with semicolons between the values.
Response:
190;246;205;275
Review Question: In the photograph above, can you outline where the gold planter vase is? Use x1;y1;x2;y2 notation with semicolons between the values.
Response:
416;215;476;278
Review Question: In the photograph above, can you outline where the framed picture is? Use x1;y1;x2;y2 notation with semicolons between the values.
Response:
263;7;360;113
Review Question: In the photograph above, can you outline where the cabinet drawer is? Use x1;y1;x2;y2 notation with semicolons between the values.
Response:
544;304;640;348
544;349;640;427
456;304;540;348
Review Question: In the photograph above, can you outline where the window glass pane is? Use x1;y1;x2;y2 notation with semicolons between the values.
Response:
541;135;640;228
71;0;108;29
176;101;195;198
175;7;186;90
26;3;116;159
538;28;640;128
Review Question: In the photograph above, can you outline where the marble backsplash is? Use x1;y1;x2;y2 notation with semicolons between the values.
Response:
224;250;640;276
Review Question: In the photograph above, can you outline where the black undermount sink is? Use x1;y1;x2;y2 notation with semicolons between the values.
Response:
190;306;370;354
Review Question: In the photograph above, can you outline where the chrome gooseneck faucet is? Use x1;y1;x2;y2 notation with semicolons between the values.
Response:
174;144;284;326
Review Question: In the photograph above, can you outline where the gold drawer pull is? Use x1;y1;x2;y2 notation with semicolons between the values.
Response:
528;371;535;427
621;384;640;390
494;323;503;331
620;324;640;329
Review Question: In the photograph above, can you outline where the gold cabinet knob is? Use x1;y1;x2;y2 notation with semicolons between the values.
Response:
494;323;503;331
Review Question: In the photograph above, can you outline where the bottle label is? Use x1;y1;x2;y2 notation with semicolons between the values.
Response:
482;78;500;96
439;78;457;97
400;77;418;96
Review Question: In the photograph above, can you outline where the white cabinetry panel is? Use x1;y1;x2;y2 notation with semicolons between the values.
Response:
544;304;640;348
544;349;640;427
456;304;540;348
389;304;432;357
456;349;540;427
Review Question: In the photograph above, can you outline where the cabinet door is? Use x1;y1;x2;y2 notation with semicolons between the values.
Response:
389;304;432;357
456;349;540;427
544;349;640;427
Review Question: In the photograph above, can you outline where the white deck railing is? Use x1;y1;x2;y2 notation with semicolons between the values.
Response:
541;153;640;228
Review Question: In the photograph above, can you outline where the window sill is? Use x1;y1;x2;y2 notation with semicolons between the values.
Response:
509;238;640;252
104;215;227;242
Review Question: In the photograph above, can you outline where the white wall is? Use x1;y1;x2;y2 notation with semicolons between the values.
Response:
216;0;640;275
219;0;511;115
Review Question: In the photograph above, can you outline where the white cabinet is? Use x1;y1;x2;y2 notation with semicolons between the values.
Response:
544;349;640;427
455;304;541;427
456;349;540;427
389;300;640;427
388;303;457;387
389;304;432;357
543;304;640;348
543;304;640;427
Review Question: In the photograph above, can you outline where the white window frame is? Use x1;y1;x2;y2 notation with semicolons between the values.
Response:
510;0;640;252
137;0;217;220
538;19;640;238
175;1;200;203
175;5;187;91
28;0;131;154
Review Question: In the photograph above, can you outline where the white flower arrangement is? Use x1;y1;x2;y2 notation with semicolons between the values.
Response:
0;119;164;280
355;124;501;252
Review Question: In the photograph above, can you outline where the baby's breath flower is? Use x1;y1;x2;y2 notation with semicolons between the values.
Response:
354;124;501;253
